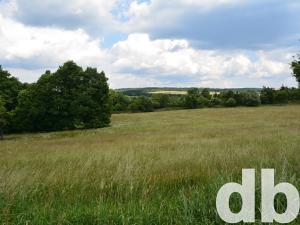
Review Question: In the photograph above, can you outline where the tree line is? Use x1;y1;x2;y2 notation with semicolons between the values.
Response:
0;54;300;138
110;85;300;113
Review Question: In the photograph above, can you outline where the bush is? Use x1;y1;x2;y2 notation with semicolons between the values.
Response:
243;91;261;107
260;87;275;104
185;88;200;109
169;96;185;107
274;89;289;104
224;98;237;107
110;90;131;112
201;88;211;99
209;97;223;107
152;94;170;109
130;96;154;112
198;96;210;107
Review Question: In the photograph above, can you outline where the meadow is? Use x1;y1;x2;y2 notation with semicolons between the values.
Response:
0;105;300;225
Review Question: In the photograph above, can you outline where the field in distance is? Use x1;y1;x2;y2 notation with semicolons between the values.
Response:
149;90;188;95
117;87;260;96
1;105;300;225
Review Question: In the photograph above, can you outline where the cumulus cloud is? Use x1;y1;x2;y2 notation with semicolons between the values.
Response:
109;34;291;86
0;0;298;88
123;0;300;50
1;0;120;35
0;15;107;69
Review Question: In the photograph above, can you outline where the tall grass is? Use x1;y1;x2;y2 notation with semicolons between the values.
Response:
1;105;300;224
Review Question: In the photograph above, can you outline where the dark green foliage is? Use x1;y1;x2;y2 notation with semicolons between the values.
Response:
201;88;211;99
291;54;300;87
273;88;289;104
243;92;261;106
234;91;261;107
152;94;171;109
224;98;237;107
130;96;154;112
110;90;131;112
209;97;223;107
185;88;209;109
198;95;209;107
220;90;235;100
260;87;275;104
168;95;185;108
260;86;300;105
185;89;200;109
287;87;300;101
119;89;151;97
14;61;111;132
0;66;25;111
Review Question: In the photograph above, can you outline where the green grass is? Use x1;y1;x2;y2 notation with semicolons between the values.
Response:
1;105;300;224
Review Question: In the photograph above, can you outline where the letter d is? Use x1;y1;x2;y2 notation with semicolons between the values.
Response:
216;169;255;223
261;169;299;223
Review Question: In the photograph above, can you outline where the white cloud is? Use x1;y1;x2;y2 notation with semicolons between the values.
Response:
109;34;291;85
122;0;248;32
6;68;46;83
0;14;296;88
1;0;120;34
0;15;107;67
0;0;17;17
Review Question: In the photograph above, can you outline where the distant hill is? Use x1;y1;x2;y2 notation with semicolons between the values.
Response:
116;87;262;96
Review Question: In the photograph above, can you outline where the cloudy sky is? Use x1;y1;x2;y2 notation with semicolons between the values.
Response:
0;0;299;88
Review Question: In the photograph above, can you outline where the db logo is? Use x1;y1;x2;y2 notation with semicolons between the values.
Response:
216;169;299;224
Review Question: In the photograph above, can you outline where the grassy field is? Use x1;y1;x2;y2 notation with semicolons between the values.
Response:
1;105;300;225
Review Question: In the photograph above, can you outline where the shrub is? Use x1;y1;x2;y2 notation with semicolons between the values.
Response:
110;90;131;112
130;96;154;112
152;94;170;109
274;89;289;104
260;87;275;104
209;97;223;107
244;91;261;107
225;98;237;107
201;88;211;99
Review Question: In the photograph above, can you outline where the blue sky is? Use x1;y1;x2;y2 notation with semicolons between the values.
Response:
0;0;299;88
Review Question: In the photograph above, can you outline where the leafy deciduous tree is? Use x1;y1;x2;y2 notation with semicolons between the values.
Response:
291;54;300;87
0;66;25;111
14;61;111;132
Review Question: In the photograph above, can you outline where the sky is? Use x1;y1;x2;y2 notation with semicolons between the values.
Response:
0;0;299;88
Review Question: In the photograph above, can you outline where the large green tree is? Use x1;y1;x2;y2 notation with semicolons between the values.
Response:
14;61;111;132
0;66;25;111
291;54;300;87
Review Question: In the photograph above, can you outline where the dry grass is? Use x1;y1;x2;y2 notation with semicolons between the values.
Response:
0;105;300;224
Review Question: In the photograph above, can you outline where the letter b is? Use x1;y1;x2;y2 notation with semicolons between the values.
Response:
261;169;300;223
216;169;255;223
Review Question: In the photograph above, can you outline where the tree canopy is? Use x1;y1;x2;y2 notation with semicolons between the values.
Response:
0;66;25;111
14;61;111;132
291;54;300;87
